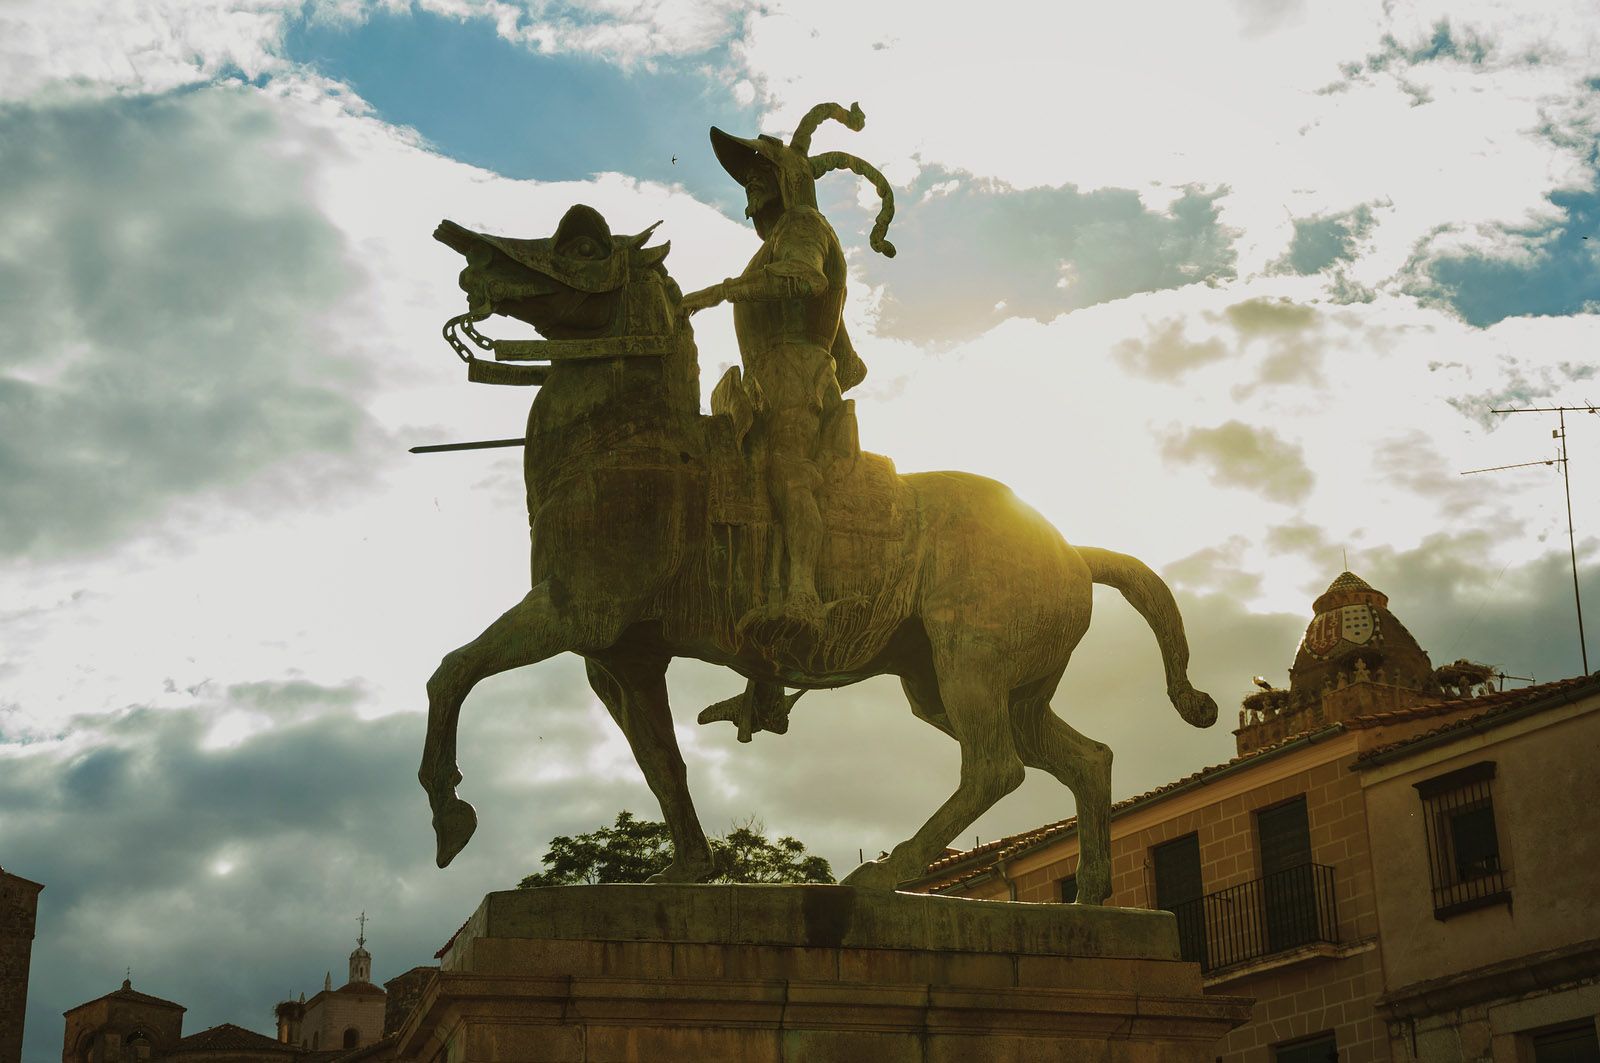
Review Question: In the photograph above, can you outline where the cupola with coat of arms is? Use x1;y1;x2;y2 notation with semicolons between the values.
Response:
1236;571;1444;754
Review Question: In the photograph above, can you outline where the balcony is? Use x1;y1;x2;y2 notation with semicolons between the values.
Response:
1168;863;1339;973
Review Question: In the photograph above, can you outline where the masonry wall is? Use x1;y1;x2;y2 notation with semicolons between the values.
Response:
300;989;385;1051
1360;701;1600;993
970;738;1389;1063
0;871;43;1063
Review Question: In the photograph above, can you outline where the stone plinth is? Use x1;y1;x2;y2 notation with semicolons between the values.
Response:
396;885;1250;1062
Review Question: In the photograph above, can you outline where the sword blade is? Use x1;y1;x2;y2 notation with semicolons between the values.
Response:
409;437;528;454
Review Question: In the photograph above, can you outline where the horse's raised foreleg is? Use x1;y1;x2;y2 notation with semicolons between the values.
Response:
843;657;1024;889
421;580;611;868
1011;697;1113;904
585;646;715;882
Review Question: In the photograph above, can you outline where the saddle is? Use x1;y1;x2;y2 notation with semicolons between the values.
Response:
703;366;903;539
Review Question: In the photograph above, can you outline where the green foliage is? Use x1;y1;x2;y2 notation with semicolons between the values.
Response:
518;811;834;888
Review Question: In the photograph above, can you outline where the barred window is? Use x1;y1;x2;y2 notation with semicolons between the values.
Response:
1414;761;1511;919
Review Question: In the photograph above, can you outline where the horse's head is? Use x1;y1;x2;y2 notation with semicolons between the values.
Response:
433;203;698;420
435;203;675;338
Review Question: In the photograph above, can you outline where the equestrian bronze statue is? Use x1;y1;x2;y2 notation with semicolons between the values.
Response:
419;103;1217;903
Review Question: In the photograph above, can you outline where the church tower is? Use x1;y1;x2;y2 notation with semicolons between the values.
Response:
349;913;372;985
1237;570;1446;754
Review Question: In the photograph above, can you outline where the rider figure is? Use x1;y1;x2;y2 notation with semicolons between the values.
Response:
682;102;896;737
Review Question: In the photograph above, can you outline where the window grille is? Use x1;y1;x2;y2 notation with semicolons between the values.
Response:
1414;761;1510;919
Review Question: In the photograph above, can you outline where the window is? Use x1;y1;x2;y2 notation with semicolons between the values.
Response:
1414;761;1510;918
343;1028;361;1050
123;1032;152;1062
1257;796;1318;952
1059;875;1078;903
1275;1031;1337;1063
1152;833;1204;964
1530;1021;1600;1063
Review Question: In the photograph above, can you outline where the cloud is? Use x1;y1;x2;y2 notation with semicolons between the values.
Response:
1404;182;1600;327
1114;321;1231;379
0;0;753;104
1273;203;1378;275
0;88;379;557
1163;536;1266;600
851;169;1236;345
1161;421;1315;504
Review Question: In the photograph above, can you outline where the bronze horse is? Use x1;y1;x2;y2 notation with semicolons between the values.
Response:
419;204;1217;902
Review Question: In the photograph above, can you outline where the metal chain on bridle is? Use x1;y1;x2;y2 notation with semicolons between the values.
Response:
442;309;496;364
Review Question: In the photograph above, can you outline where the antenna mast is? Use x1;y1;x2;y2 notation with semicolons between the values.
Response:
1463;404;1598;674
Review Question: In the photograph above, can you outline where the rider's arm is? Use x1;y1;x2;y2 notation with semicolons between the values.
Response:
718;212;830;303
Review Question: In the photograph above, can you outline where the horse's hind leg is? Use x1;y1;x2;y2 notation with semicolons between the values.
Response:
843;655;1024;890
1011;696;1113;904
585;644;715;883
421;580;615;868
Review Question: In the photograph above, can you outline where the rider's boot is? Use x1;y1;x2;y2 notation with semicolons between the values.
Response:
775;457;826;630
697;680;806;742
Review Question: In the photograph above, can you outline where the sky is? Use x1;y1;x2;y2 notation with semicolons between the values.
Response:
1;0;1598;1057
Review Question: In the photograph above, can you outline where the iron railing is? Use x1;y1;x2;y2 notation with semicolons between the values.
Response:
1167;863;1339;972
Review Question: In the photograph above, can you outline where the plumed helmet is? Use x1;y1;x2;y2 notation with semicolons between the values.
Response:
710;101;897;258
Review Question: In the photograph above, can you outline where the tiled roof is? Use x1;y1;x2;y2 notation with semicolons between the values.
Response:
68;981;186;1015
913;731;1317;890
169;1024;293;1054
1355;673;1600;763
1324;571;1374;594
910;674;1600;890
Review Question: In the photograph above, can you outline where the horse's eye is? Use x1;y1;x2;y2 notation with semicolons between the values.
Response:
561;236;604;260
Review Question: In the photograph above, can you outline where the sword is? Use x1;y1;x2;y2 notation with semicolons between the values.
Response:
409;437;527;454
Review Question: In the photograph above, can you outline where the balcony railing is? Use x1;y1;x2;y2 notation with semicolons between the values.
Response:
1167;863;1339;973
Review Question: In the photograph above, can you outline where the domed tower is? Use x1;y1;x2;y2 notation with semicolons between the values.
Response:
1237;571;1442;754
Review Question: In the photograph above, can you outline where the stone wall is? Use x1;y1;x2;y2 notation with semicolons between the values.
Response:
946;737;1391;1063
0;870;43;1063
382;967;436;1037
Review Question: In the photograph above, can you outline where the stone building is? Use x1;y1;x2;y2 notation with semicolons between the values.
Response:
61;929;425;1063
273;927;386;1052
905;572;1600;1063
1;868;45;1063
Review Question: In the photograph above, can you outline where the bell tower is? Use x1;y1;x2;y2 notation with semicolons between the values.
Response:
349;912;372;985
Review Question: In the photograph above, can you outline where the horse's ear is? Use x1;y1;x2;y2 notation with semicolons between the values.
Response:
630;221;663;248
637;241;671;268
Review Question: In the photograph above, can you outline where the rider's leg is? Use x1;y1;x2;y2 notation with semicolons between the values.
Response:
768;405;825;622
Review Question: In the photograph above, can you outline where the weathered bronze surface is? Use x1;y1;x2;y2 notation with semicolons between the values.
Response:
420;104;1217;903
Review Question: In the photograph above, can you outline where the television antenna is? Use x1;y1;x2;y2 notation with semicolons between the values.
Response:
1461;404;1597;674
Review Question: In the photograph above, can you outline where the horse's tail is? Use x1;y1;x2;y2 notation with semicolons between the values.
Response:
1076;546;1218;727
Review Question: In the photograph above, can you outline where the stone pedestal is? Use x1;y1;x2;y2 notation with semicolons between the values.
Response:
396;885;1250;1063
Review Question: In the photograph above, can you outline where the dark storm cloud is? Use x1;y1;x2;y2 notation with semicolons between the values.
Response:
1161;421;1315;503
1272;204;1378;275
1404;182;1600;328
843;168;1237;345
1;669;623;1060
1307;532;1599;683
0;88;377;558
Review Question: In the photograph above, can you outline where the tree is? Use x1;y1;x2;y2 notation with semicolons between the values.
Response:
518;811;834;887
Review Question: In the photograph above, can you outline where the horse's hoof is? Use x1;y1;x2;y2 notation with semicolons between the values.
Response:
433;798;478;868
841;860;900;891
1075;875;1112;905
